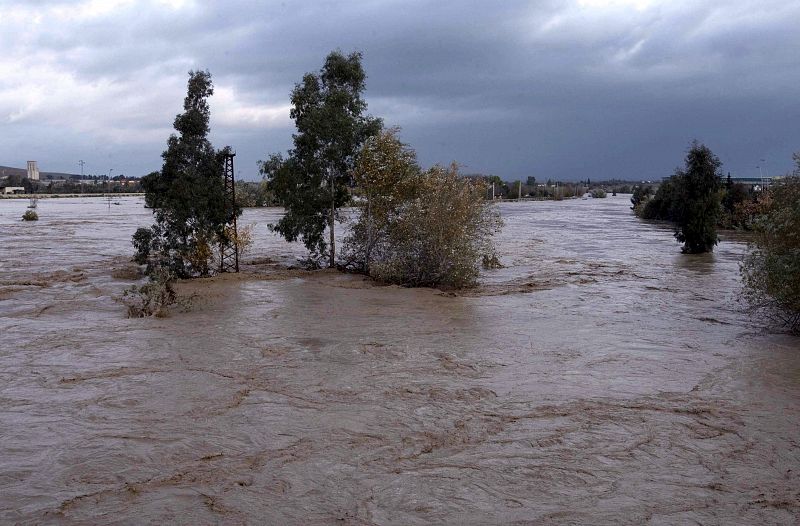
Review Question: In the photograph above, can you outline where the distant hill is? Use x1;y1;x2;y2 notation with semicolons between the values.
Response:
0;165;79;180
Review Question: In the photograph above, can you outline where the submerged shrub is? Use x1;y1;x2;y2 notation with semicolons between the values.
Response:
482;254;503;269
371;164;502;289
741;175;800;334
591;189;607;198
344;129;503;289
630;185;653;215
122;267;178;318
22;210;38;221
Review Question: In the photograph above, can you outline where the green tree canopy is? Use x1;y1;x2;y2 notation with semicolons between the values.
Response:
742;162;800;333
346;127;421;272
673;141;723;253
262;50;382;267
133;70;239;277
344;129;503;289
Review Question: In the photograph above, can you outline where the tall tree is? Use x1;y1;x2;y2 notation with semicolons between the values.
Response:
262;50;381;267
673;141;723;253
133;70;238;277
346;128;421;272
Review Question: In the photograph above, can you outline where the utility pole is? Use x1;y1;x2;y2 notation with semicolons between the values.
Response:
518;180;522;200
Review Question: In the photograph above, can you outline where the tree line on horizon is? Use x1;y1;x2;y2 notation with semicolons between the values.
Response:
0;172;144;195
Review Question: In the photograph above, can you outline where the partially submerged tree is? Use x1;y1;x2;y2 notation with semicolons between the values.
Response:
640;142;722;251
262;50;382;267
630;185;651;212
345;128;421;273
133;70;239;278
344;129;503;289
741;158;800;333
639;177;680;221
672;141;723;253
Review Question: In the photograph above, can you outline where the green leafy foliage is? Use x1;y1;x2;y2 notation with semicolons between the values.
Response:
343;129;502;289
636;142;722;253
235;181;275;207
630;185;653;213
741;172;800;333
639;177;681;222
718;174;752;229
133;70;239;277
672;142;723;253
637;172;758;231
22;209;38;221
122;267;179;318
722;174;749;215
344;128;422;273
261;50;382;267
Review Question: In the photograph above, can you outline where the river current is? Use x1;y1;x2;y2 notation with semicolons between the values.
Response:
0;196;798;524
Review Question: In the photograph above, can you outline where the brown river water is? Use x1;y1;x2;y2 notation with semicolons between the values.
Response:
1;196;798;525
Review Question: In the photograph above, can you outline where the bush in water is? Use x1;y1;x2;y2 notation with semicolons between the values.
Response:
741;174;800;334
122;267;183;318
344;129;502;289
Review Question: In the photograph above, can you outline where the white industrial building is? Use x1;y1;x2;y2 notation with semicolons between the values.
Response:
27;161;39;181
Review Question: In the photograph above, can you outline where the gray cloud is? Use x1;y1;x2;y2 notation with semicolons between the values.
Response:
1;0;798;181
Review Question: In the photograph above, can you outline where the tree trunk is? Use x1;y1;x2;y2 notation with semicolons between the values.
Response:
329;169;335;268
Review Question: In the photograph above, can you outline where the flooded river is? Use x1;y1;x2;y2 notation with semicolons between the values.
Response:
1;196;798;524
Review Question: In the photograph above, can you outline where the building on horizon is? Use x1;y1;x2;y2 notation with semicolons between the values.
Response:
27;161;39;181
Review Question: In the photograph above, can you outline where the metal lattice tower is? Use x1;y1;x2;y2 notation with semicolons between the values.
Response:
219;150;239;273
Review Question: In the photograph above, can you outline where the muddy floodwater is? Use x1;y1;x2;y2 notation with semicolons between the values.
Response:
1;196;799;525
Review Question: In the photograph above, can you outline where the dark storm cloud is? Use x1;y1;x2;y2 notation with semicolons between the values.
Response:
1;0;798;180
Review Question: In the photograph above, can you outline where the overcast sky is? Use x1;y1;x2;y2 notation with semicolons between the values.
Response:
1;0;798;181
